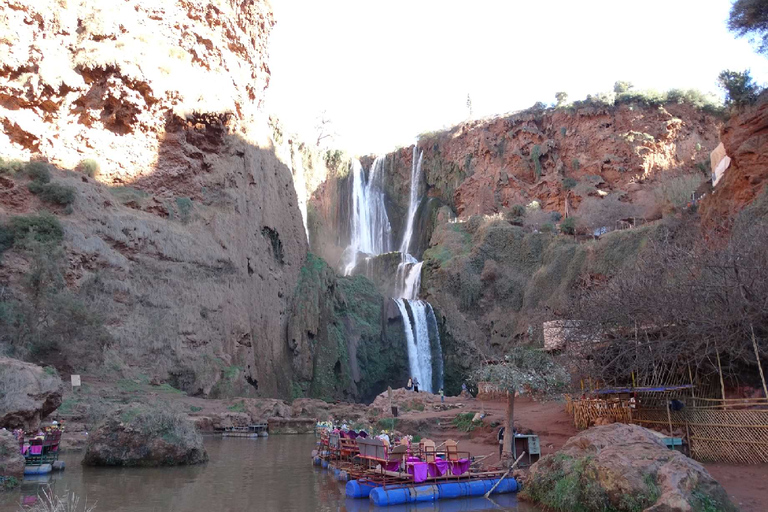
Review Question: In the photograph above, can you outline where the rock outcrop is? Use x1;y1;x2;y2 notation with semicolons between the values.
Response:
700;91;768;223
523;423;737;512
0;429;24;489
286;254;409;402
0;0;315;398
83;404;207;466
0;357;63;431
309;102;721;268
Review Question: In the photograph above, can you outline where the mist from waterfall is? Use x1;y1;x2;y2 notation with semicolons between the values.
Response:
343;157;392;275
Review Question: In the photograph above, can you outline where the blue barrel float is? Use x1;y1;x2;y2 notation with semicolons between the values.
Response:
345;480;379;498
369;478;518;506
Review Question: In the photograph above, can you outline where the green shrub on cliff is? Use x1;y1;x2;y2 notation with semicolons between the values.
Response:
28;181;76;206
0;158;24;175
76;159;100;179
24;162;51;183
559;217;576;235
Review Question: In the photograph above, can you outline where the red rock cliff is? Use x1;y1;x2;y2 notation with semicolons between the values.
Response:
0;0;311;398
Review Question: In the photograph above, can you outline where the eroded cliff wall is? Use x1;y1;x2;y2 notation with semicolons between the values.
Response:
0;0;310;397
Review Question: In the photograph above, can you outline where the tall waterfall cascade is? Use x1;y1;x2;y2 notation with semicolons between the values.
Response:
343;148;443;393
343;157;392;275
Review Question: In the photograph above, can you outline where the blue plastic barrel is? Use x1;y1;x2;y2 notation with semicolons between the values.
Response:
345;480;378;498
321;459;329;469
370;485;439;506
436;478;517;500
338;470;349;482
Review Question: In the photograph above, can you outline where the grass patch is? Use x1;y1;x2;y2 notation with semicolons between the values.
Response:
158;383;184;394
452;412;481;432
376;418;398;432
28;181;76;206
227;401;246;413
76;159;100;178
189;405;203;413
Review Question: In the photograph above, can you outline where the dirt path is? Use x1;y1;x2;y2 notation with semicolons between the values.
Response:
398;396;768;510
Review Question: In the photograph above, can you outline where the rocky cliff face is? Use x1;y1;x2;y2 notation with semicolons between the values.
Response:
286;254;409;402
700;91;768;223
0;0;313;398
309;102;721;269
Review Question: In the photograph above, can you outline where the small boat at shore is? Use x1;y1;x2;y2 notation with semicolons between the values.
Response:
15;426;64;476
313;428;519;506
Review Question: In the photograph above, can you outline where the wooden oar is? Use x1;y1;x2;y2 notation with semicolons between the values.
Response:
484;451;525;498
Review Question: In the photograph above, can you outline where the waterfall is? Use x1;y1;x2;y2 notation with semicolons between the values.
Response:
343;157;392;275
427;304;444;392
396;259;422;300
293;151;309;242
342;146;444;394
399;147;423;258
394;299;422;390
394;299;436;393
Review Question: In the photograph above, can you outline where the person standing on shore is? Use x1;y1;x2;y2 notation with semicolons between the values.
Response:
406;377;413;391
413;377;420;393
439;388;444;403
497;426;505;457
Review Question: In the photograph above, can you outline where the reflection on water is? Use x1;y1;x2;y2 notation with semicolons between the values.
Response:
0;436;538;512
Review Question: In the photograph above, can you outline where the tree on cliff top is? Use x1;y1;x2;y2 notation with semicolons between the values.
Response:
718;69;761;107
471;347;568;458
729;0;768;56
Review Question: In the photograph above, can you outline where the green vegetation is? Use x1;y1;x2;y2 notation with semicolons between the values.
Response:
25;162;51;183
531;145;542;179
717;69;761;107
76;159;100;179
0;475;20;491
571;158;580;171
522;454;660;512
555;92;568;107
452;412;481;432
0;212;64;253
28;181;76;206
109;186;149;207
227;401;246;413
376;418;398;432
175;197;193;224
189;406;203;413
560;217;576;235
562;177;577;190
728;0;768;56
114;403;202;447
0;157;25;175
0;222;112;366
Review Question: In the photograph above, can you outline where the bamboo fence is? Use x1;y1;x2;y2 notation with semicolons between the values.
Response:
566;397;768;464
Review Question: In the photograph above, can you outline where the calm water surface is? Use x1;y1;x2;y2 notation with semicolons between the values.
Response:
0;436;538;512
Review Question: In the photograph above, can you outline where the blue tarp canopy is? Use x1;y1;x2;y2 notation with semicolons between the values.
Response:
593;384;693;395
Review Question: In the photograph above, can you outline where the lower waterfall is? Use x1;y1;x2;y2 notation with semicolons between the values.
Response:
393;298;442;393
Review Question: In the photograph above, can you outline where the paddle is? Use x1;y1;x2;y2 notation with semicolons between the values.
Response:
483;451;525;498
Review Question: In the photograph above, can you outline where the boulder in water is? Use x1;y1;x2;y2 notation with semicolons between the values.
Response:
83;404;207;467
0;357;63;431
523;423;737;512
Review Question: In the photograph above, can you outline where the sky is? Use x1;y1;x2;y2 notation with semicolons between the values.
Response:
266;0;768;155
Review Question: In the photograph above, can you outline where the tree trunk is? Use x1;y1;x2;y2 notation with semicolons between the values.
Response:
502;391;515;457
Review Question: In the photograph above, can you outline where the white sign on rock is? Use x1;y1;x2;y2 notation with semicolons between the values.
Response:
71;374;81;388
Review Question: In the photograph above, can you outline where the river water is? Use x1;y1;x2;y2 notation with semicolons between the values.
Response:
0;435;537;512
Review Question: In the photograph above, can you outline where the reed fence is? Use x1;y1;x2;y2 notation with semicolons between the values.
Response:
566;396;768;464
